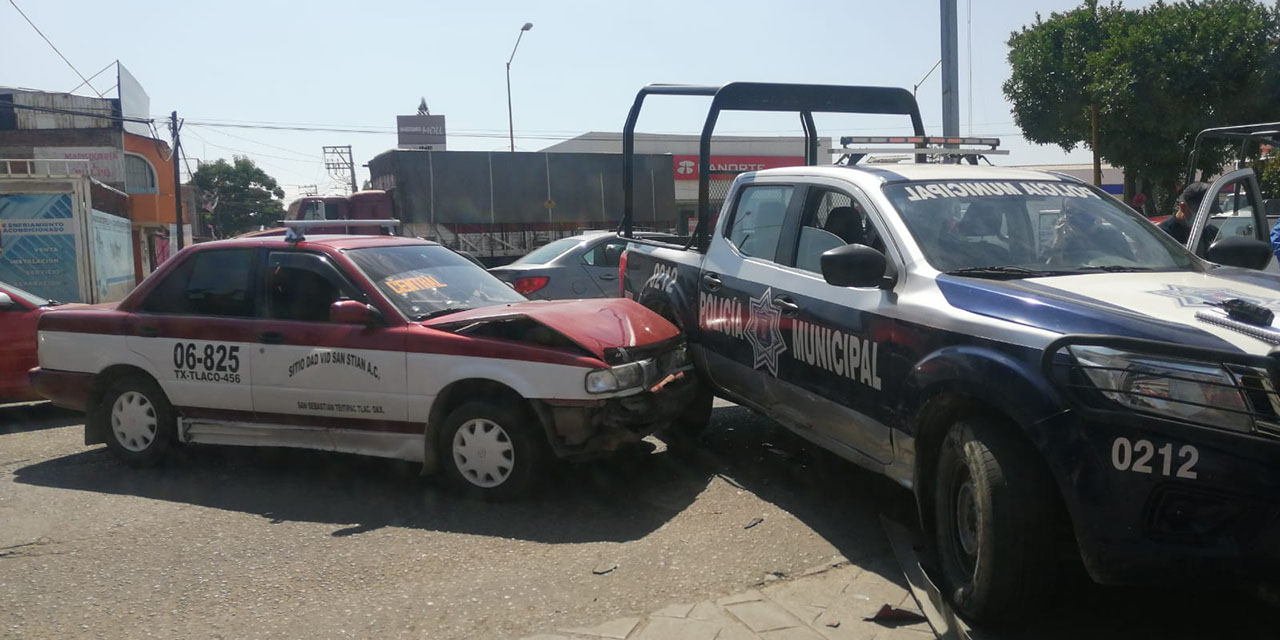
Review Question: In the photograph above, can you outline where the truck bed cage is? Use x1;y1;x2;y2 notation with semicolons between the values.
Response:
1185;122;1280;184
620;82;925;250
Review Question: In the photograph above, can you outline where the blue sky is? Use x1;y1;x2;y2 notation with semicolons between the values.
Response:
2;0;1142;201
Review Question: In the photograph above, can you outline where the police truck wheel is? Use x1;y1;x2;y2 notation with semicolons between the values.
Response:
438;401;544;502
100;376;176;467
933;418;1057;625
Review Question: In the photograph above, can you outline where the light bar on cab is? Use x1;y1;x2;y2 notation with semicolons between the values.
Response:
838;135;1001;147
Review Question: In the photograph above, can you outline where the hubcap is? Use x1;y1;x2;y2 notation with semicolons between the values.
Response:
452;418;515;488
112;391;157;452
955;476;980;563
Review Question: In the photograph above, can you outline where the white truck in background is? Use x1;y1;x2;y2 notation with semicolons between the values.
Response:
0;159;135;303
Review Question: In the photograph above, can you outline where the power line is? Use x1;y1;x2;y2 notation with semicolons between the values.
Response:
7;0;103;98
185;123;318;160
182;128;318;165
5;101;152;124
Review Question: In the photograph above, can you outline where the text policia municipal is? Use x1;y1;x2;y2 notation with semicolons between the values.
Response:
698;293;882;390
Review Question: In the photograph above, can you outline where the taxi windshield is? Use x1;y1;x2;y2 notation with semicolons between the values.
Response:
882;180;1198;276
346;244;526;320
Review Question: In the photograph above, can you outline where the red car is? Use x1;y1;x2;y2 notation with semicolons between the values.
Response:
0;281;73;404
30;232;698;500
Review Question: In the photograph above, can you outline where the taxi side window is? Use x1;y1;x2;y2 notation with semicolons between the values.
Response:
264;252;361;323
582;240;627;268
725;185;793;262
794;189;886;274
140;249;256;317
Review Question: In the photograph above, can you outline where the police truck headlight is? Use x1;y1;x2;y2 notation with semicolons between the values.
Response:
1069;345;1252;433
585;361;648;394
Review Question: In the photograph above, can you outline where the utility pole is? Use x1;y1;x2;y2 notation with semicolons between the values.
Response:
170;111;185;250
940;0;960;144
323;145;358;193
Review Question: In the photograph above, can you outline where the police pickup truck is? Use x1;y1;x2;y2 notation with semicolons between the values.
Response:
618;83;1280;625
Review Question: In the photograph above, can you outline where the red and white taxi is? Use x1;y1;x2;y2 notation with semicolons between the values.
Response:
30;231;696;500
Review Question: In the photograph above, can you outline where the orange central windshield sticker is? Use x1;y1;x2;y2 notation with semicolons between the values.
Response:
385;275;447;294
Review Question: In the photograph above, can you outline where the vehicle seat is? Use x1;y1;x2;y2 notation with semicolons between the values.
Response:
823;206;866;245
948;202;1011;265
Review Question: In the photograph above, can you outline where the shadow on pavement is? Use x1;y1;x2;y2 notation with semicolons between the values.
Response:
0;402;84;434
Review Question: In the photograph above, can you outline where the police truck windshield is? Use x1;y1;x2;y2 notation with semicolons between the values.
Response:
346;245;526;320
882;180;1198;276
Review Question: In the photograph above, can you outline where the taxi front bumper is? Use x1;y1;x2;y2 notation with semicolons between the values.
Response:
539;369;698;458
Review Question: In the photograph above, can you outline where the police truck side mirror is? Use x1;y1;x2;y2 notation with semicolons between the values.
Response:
1206;236;1273;270
820;244;895;289
330;300;382;326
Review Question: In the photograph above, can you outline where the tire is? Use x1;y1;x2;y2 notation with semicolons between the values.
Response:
99;375;176;467
933;418;1059;625
437;400;545;502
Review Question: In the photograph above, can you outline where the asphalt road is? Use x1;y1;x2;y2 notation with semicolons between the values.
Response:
3;401;1278;639
0;401;909;640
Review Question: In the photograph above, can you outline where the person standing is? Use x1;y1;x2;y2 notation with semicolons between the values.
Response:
1131;192;1148;215
1157;182;1216;255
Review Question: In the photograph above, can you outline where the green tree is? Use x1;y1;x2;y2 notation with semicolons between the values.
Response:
1093;0;1280;205
1003;0;1121;185
192;156;286;238
1005;0;1280;210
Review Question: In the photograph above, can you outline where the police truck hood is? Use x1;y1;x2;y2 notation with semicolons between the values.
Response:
936;268;1280;354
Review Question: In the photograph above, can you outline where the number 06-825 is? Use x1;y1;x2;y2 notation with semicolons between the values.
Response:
1111;437;1198;479
172;342;241;373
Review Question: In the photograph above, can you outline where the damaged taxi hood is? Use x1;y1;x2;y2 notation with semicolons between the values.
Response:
420;298;679;359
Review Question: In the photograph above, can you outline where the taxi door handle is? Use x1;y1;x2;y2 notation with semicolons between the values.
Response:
702;273;722;291
137;325;159;338
599;272;617;281
772;296;800;317
258;332;285;345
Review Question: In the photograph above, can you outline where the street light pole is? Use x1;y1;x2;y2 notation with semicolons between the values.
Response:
506;22;533;153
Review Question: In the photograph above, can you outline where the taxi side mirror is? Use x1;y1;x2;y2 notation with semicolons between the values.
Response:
330;300;382;326
820;244;896;289
0;292;13;310
1206;236;1273;270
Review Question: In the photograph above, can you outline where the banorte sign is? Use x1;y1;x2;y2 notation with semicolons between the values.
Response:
672;155;806;180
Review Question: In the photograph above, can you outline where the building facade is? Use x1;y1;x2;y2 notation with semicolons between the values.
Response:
0;70;179;281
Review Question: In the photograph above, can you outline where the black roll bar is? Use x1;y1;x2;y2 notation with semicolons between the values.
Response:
1185;122;1280;184
621;82;926;250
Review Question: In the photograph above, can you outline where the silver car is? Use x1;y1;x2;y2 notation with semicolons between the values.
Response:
489;231;682;299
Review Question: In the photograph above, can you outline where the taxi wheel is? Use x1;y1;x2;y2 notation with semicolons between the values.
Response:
438;401;544;502
933;418;1057;625
100;376;176;467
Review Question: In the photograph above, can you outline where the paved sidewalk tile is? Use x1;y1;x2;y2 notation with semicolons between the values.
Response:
687;600;724;622
651;602;696;619
631;616;724;640
724;599;806;633
521;557;933;640
717;589;766;606
561;617;641;639
758;627;828;640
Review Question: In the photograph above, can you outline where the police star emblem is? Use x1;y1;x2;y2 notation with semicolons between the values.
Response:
745;287;787;377
1150;284;1280;310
